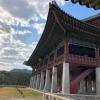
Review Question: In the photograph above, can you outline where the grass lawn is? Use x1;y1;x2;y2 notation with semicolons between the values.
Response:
0;87;42;100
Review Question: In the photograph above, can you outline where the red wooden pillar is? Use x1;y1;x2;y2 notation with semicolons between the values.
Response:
95;48;100;65
64;39;69;61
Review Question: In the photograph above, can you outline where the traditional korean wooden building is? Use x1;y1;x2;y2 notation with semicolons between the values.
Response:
25;2;100;95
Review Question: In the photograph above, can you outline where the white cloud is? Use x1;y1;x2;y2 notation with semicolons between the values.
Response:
0;0;65;21
0;23;11;34
0;0;65;71
0;37;36;71
0;0;33;20
29;0;65;20
33;23;45;34
0;0;65;34
13;29;33;35
0;62;14;71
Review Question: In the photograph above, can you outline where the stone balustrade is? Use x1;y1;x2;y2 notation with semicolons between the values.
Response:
43;92;100;100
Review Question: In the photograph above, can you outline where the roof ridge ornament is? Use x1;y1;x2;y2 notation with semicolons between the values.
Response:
49;1;59;8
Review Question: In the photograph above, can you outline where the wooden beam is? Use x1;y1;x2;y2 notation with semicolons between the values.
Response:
52;10;66;33
81;0;92;5
95;4;100;9
89;0;100;8
72;0;80;3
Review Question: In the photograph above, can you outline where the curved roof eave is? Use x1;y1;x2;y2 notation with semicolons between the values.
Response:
65;0;100;10
25;3;58;66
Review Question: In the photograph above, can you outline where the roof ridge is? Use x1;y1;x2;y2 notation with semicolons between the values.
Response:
50;1;78;20
82;13;100;21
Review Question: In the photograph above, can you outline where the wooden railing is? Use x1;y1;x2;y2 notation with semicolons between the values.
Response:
66;54;97;66
43;92;100;100
43;92;70;100
34;55;64;74
33;54;98;74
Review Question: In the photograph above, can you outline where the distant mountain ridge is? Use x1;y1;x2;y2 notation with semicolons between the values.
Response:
10;69;32;74
0;68;31;86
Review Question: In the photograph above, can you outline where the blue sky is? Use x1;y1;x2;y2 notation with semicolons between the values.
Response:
0;0;99;71
61;2;100;19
